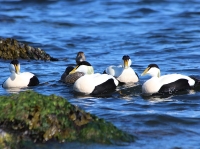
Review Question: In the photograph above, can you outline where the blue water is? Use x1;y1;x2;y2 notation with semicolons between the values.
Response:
1;0;200;148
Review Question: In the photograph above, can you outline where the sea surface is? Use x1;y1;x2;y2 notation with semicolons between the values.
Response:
1;0;200;148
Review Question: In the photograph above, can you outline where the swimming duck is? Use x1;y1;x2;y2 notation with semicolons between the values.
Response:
73;73;119;95
2;60;39;88
61;51;94;83
141;64;199;95
61;51;86;77
105;55;139;83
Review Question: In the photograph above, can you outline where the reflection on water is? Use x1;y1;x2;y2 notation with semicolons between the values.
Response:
4;87;32;94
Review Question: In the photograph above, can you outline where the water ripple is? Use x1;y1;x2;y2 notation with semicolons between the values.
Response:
1;0;200;148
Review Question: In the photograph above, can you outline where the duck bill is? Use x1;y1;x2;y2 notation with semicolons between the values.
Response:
141;67;150;76
124;59;129;69
69;66;78;74
15;64;20;74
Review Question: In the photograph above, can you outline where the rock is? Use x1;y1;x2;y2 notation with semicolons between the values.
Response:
0;38;58;61
0;90;135;147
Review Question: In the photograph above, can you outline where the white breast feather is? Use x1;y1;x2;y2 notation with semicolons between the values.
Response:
117;68;138;83
3;72;34;88
73;74;95;94
142;77;161;94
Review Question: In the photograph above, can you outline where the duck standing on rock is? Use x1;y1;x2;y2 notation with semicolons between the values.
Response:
105;55;139;84
61;51;94;83
2;60;39;88
141;64;200;96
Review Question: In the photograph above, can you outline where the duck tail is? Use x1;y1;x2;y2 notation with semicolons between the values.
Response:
190;76;200;88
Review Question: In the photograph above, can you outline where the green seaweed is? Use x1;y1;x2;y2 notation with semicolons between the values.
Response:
0;90;134;147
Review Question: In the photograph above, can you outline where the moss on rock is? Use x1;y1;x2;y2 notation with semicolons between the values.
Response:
0;38;58;61
0;90;134;146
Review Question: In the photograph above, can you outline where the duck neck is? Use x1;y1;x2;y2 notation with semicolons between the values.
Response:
150;71;160;78
10;71;18;80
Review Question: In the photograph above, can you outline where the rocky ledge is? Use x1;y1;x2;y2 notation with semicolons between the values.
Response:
0;91;134;148
0;38;58;61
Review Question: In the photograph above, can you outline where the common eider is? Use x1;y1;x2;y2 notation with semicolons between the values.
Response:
105;55;139;83
141;64;199;95
73;73;119;95
61;51;86;77
61;52;94;83
2;60;39;88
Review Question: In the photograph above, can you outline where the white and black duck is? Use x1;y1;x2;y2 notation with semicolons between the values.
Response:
61;51;94;83
73;73;119;95
105;55;139;84
2;60;39;88
141;64;200;95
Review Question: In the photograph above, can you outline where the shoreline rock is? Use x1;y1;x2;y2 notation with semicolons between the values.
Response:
0;90;135;148
0;38;58;61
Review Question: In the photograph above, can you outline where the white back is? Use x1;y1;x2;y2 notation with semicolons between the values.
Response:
106;65;123;78
93;73;119;86
159;74;195;86
142;73;195;94
73;73;119;94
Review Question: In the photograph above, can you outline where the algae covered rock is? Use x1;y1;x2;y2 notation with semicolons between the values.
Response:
0;91;135;145
0;130;17;149
0;38;58;61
